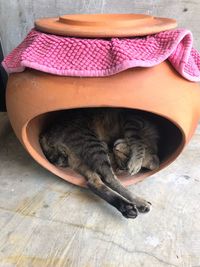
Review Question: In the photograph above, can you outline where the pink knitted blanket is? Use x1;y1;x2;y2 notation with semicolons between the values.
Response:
2;28;200;81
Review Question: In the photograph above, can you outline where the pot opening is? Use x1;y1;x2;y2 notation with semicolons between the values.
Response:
25;108;184;185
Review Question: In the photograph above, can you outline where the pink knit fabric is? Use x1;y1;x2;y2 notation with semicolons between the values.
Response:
2;28;200;81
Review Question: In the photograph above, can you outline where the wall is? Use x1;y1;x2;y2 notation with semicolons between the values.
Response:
0;0;200;56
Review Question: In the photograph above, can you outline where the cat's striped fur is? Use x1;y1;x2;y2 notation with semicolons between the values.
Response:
39;108;159;219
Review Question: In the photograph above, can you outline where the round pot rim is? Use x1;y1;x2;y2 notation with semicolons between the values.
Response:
35;13;177;37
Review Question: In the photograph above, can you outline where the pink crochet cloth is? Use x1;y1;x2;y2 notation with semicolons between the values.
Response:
2;28;200;81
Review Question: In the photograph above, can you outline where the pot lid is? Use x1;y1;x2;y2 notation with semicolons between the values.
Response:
35;13;177;38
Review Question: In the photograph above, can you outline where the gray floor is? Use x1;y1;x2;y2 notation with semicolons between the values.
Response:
0;113;200;267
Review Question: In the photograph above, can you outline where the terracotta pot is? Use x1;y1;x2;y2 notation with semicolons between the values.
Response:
5;14;200;187
6;61;200;187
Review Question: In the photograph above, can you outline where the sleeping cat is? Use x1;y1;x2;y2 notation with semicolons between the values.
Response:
39;108;160;219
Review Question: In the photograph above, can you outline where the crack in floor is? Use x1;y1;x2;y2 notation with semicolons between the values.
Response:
95;237;179;267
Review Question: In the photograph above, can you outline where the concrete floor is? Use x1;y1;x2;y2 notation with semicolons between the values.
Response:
0;112;200;267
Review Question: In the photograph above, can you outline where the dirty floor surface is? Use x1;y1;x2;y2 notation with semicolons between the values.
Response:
0;113;200;267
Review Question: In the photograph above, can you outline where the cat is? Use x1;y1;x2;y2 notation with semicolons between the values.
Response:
39;108;160;219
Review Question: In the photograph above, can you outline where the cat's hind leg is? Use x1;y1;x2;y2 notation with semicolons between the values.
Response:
62;149;138;218
77;163;138;219
56;132;151;215
79;140;151;214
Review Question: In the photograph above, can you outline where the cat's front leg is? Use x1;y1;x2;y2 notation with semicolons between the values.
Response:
123;138;145;176
127;143;145;175
113;139;160;174
123;116;146;175
113;138;144;175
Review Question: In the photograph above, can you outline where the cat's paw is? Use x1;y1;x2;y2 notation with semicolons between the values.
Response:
127;157;143;175
120;202;138;219
142;154;160;170
136;201;151;213
113;139;130;170
133;198;152;213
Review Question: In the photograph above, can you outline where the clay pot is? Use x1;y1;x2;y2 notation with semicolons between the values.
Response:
5;14;200;187
6;61;200;186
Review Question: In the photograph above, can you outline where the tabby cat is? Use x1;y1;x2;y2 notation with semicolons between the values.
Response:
39;108;160;219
